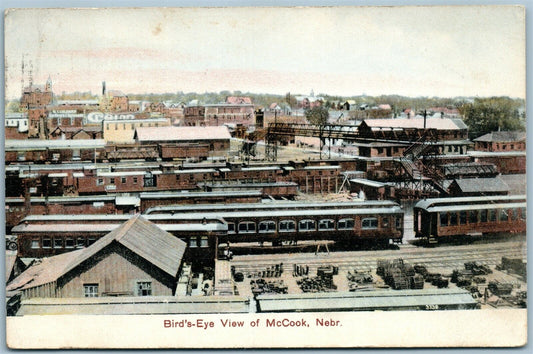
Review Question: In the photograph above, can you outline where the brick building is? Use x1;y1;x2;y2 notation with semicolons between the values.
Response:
473;131;526;152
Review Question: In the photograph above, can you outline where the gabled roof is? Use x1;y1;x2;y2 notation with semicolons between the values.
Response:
450;177;510;193
135;126;231;141
226;96;252;104
362;117;467;130
7;216;186;293
473;131;526;143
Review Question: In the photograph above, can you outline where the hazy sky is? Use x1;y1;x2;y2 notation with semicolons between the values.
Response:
4;6;526;99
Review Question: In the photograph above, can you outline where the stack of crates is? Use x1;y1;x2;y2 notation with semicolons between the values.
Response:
377;258;424;290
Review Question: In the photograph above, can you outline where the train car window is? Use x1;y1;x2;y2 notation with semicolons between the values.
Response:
258;221;276;233
110;178;115;185
65;237;75;248
338;218;355;230
520;208;526;220
189;237;198;248
298;219;316;232
480;209;488;223
53;238;63;249
511;209;518;221
489;209;497;222
88;237;96;246
279;220;296;232
499;209;508;222
440;212;449;226
227;223;236;234
450;212;458;226
31;238;40;249
318;219;335;230
200;237;209;248
121;177;127;184
361;218;378;229
459;211;467;225
396;217;402;229
382;217;389;228
133;177;138;184
238;221;256;233
42;237;52;249
96;178;104;186
76;237;86;248
469;210;479;224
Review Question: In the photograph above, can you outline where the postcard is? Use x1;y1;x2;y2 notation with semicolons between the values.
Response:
4;6;527;349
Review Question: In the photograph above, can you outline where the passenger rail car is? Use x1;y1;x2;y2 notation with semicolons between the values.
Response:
147;202;404;246
414;195;526;243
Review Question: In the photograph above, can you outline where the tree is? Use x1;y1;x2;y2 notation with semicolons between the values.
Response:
305;106;329;126
458;97;525;138
285;92;297;108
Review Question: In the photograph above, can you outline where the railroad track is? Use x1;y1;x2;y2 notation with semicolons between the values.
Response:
230;240;526;274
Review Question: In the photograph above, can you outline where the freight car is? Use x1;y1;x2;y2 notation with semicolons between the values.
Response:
413;195;526;244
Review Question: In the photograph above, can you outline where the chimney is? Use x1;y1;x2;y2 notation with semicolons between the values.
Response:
423;110;427;129
102;81;106;96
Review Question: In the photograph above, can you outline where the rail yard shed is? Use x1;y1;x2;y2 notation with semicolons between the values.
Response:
256;288;478;312
7;215;186;300
134;125;231;151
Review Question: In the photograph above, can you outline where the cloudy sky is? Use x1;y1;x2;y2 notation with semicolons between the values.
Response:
4;6;525;99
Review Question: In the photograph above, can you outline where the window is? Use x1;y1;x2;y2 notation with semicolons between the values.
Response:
137;281;152;296
65;237;75;248
200;236;209;248
258;221;276;233
396;217;402;229
87;237;96;246
318;219;335;230
84;284;99;297
520;208;526;221
227;222;236;234
382;217;389;228
238;221;256;233
31;238;40;249
42;237;52;248
362;218;378;229
110;178;115;185
489;209;497;222
459;211;467;225
440;212;449;226
96;178;104;186
53;238;63;249
499;209;508;222
469;210;478;224
338;218;355;230
480;209;488;223
133;177;138;184
121;177;127;184
279;220;296;232
75;237;85;248
189;237;198;248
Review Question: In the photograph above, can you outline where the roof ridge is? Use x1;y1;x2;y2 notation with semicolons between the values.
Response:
115;214;141;241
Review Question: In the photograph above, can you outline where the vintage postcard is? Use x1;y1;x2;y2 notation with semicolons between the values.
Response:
4;6;527;349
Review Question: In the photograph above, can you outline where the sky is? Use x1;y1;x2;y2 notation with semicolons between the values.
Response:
4;6;526;99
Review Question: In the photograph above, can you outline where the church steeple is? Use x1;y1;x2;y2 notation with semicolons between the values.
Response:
45;75;52;92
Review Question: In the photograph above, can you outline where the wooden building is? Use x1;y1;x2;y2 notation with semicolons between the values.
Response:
7;215;186;299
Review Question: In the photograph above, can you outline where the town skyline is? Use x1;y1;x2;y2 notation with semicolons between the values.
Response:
5;6;526;100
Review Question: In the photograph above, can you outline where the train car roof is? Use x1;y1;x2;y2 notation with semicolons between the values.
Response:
5;139;106;150
139;190;262;199
145;207;403;220
414;195;526;211
12;222;227;233
427;202;526;213
143;200;398;214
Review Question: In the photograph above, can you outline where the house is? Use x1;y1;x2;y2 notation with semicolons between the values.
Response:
226;96;253;105
473;131;526;152
6;215;187;299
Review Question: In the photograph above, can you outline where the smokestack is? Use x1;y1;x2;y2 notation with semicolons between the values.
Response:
423;110;427;129
102;81;106;96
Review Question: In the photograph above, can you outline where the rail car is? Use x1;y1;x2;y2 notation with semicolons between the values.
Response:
413;195;526;243
145;201;404;246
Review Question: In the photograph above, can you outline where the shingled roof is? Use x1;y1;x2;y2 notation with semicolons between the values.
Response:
7;215;186;293
473;131;526;143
